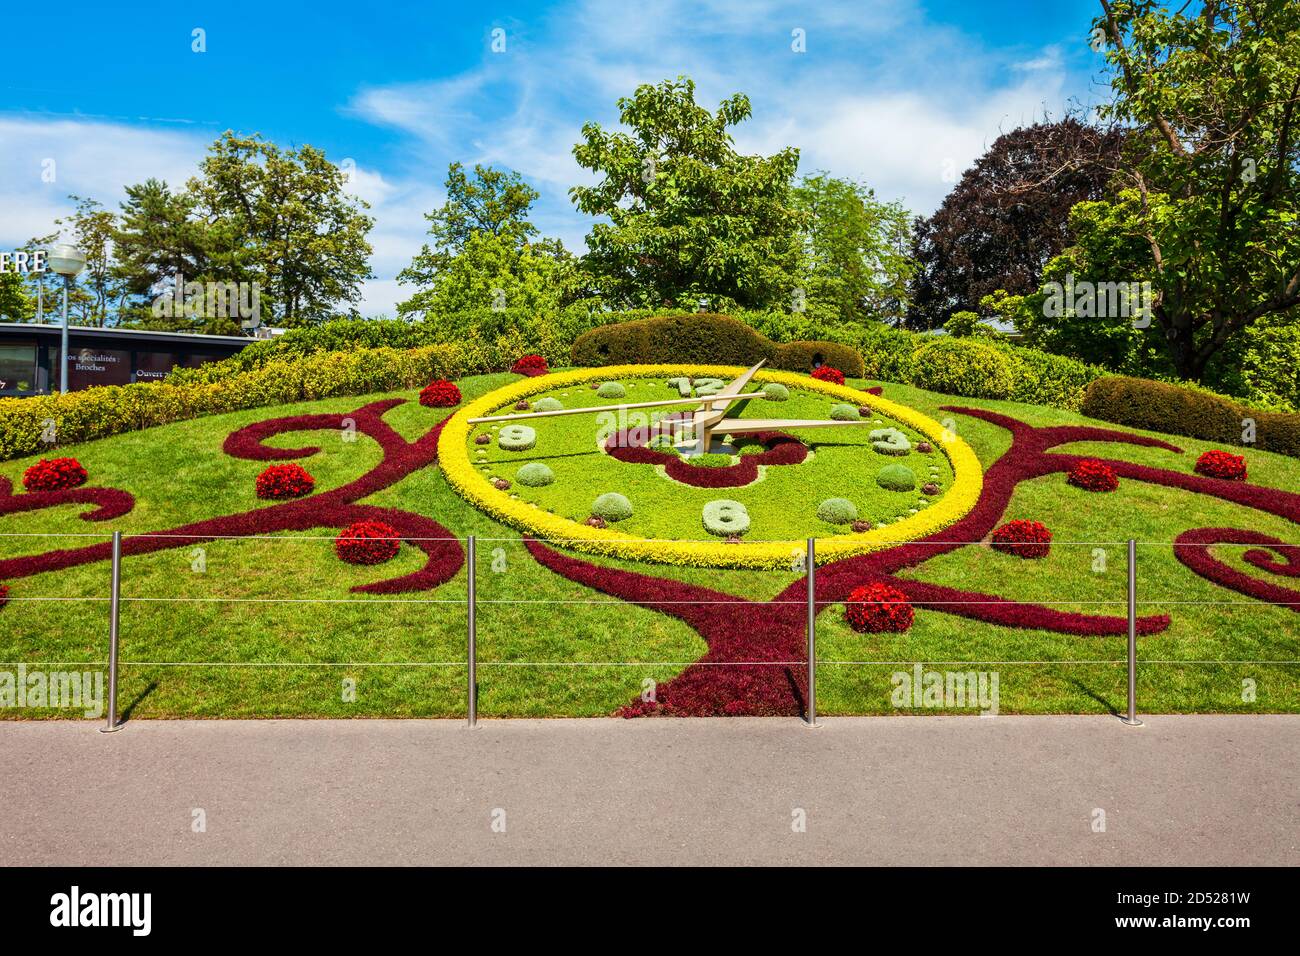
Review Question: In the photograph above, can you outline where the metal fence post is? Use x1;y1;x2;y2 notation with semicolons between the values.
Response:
1122;538;1142;726
467;536;477;727
100;531;122;733
806;537;817;727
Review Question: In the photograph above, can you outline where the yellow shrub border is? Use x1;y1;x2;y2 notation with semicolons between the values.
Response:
439;365;984;569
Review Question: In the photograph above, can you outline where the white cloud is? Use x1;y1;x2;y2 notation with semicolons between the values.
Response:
1;0;1089;318
0;116;207;244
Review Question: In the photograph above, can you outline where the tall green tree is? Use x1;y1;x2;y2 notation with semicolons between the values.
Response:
0;271;33;321
570;76;803;310
397;163;576;319
112;179;233;332
791;173;916;325
1070;0;1300;381
187;132;375;327
54;196;120;327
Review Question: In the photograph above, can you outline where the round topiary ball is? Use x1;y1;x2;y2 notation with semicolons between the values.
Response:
916;441;933;453
817;497;858;524
592;492;633;522
702;499;751;536
829;403;861;421
497;424;537;451
762;382;789;401
876;463;917;491
596;382;626;399
516;462;555;487
532;397;563;412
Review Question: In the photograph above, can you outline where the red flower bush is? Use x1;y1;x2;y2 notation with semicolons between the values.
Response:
991;519;1053;558
1067;458;1119;492
1195;450;1247;481
22;457;88;492
334;520;402;565
511;354;549;377
811;365;845;386
419;379;461;408
845;582;914;633
255;463;315;500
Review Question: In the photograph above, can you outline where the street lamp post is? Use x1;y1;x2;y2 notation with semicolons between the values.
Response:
47;244;86;394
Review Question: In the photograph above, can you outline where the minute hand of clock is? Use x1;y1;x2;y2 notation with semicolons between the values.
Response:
711;417;876;434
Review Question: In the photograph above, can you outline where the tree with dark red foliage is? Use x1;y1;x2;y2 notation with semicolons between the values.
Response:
907;119;1125;329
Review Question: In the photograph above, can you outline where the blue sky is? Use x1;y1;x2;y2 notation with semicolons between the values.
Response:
0;0;1111;315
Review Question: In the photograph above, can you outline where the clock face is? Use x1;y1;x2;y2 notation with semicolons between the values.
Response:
441;366;981;568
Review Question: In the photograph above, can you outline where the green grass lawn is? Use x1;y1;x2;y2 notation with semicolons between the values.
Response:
1;372;1295;718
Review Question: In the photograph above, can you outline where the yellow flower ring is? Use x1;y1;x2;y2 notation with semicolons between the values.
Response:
439;365;984;569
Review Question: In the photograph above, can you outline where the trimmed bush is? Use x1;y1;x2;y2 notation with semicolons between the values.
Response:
22;457;87;492
775;341;864;378
0;343;488;463
516;462;555;487
1067;458;1119;492
761;382;789;401
1081;375;1300;459
511;354;549;376
532;397;564;412
570;313;864;377
816;497;858;524
255;463;315;500
991;519;1052;559
702;499;751;536
829;402;860;421
335;520;401;565
419;379;461;407
869;427;911;455
875;463;916;491
595;381;626;399
911;339;1016;399
845;582;914;633
1194;450;1248;481
592;492;633;522
497;425;537;451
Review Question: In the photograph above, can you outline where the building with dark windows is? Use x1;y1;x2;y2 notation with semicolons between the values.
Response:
0;323;257;397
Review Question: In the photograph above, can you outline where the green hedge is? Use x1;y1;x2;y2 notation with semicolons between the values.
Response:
570;313;866;377
1081;375;1300;458
172;304;646;383
0;344;485;462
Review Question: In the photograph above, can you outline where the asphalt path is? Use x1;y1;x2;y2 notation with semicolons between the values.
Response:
1;716;1294;865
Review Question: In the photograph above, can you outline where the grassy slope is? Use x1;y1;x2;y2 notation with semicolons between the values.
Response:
1;372;1295;718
